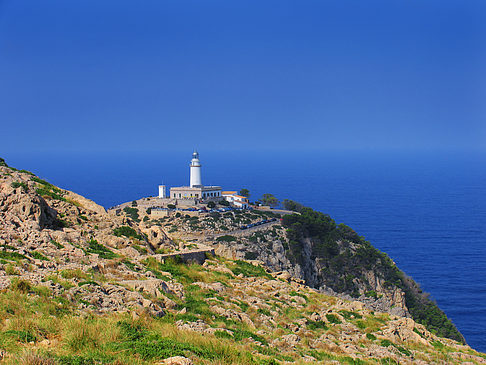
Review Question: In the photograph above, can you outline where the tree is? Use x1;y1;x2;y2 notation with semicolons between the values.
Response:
207;201;216;208
282;199;304;212
131;200;138;207
261;193;279;208
167;204;176;210
219;199;230;206
239;189;250;198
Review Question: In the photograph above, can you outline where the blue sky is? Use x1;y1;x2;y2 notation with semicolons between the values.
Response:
0;0;485;153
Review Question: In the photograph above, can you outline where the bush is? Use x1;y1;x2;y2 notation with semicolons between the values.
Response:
326;314;341;324
230;260;272;279
207;201;216;208
31;251;49;261
11;181;28;192
216;235;237;242
307;320;328;330
123;207;140;222
10;278;31;293
244;251;258;260
86;239;118;259
366;333;376;341
167;204;176;210
113;226;142;239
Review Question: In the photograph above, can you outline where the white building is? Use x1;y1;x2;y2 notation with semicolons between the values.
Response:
158;185;166;198
222;191;249;208
170;151;222;201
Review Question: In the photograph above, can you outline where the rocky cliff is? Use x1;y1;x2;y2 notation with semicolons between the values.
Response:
0;159;484;364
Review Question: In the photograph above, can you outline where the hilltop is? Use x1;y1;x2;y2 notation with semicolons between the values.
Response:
0;158;485;364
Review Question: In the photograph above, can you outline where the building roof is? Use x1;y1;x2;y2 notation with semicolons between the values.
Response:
234;195;248;200
222;191;237;195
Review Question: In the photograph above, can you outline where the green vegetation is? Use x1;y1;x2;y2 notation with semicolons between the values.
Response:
0;250;27;261
230;260;272;279
123;206;140;222
31;251;49;261
86;239;118;259
280;201;465;344
10;181;28;192
366;333;377;341
260;193;279;207
113;225;143;239
326;313;342;324
50;239;64;249
307;320;328;330
32;176;66;201
0;157;8;167
216;235;237;242
240;188;250;198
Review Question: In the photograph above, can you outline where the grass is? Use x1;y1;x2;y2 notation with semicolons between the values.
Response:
60;269;89;280
230;260;272;279
50;239;65;249
0;250;28;261
31;251;49;261
0;260;480;365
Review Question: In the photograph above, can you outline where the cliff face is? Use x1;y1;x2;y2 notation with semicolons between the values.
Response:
179;204;464;344
0;160;483;364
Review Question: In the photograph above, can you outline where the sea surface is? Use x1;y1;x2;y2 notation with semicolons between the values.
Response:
5;150;486;352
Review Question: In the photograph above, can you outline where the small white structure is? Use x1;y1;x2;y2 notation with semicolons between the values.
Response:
158;185;166;198
222;191;249;208
190;151;202;187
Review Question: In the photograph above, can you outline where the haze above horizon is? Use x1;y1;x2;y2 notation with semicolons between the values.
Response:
0;0;485;153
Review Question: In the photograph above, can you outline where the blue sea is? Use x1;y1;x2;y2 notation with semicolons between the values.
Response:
6;150;486;352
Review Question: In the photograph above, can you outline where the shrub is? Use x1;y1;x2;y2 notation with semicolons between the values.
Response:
50;240;64;249
244;251;258;260
11;181;28;192
123;207;140;222
31;251;49;261
86;239;118;259
307;320;328;330
366;333;376;341
131;200;138;207
5;264;20;275
380;339;393;347
113;226;142;239
326;314;342;324
10;278;31;293
61;269;88;280
216;235;237;242
0;251;27;261
167;204;176;210
230;260;272;279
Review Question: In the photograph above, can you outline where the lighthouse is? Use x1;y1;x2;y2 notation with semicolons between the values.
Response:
169;151;221;201
190;150;202;187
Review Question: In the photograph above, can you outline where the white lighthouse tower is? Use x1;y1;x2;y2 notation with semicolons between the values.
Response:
189;150;202;187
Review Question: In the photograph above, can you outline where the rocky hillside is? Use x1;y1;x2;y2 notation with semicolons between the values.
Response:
0;159;485;364
152;202;463;344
